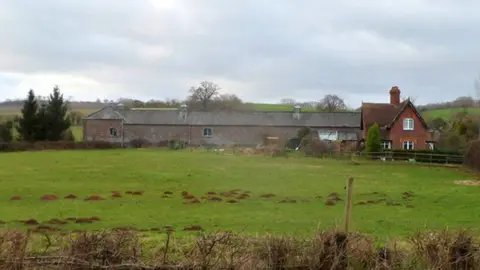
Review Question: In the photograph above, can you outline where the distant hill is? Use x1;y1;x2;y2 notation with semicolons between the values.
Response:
422;108;480;120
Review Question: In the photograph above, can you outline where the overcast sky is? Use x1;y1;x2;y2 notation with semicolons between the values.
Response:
1;0;479;107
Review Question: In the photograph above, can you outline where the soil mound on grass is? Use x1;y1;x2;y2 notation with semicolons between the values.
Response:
126;191;133;195
206;191;216;195
164;191;173;195
325;199;336;206
208;196;222;202
112;192;122;198
89;216;101;221
75;218;93;224
226;199;238;204
183;194;195;200
10;196;21;201
84;195;104;201
183;225;202;231
24;219;39;225
47;219;67;225
279;199;297;203
131;191;144;195
455;180;480;186
64;194;77;199
40;194;58;201
184;199;201;205
0;220;6;225
260;194;275;198
66;217;77;221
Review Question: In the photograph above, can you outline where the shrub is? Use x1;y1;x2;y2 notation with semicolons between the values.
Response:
303;139;330;157
61;129;75;141
365;123;381;153
383;149;464;164
0;141;121;152
465;140;480;171
129;138;149;148
285;137;301;149
168;139;187;150
297;127;311;139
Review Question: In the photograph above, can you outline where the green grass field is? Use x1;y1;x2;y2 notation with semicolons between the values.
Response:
0;149;477;238
422;108;480;120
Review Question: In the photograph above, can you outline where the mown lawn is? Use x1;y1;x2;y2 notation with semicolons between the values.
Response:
0;149;478;238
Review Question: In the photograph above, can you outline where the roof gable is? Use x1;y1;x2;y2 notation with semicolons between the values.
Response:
389;100;428;129
361;99;428;130
85;106;126;121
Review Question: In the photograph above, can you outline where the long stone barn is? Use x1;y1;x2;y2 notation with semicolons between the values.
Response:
83;105;361;147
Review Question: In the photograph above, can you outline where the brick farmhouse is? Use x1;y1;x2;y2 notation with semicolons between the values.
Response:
83;86;433;150
360;86;433;150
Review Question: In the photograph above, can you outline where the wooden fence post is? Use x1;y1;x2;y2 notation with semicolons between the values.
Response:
344;177;354;233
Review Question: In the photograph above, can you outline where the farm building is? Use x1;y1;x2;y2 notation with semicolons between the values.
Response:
83;105;361;147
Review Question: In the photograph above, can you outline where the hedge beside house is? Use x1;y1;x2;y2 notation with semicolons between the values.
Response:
380;149;464;164
465;140;480;171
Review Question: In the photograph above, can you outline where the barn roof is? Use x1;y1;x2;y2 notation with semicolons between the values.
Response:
86;106;361;128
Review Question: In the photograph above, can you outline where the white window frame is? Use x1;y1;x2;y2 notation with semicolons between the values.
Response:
403;141;414;150
403;118;414;131
109;127;118;137
203;127;213;137
381;140;392;150
427;141;434;150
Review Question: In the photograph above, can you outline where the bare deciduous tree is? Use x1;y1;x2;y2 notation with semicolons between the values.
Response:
189;81;220;110
280;98;296;105
317;94;347;112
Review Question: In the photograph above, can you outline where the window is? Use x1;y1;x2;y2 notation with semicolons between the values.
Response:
381;140;392;150
109;127;117;137
426;141;434;150
203;127;213;137
403;141;414;150
403;118;414;130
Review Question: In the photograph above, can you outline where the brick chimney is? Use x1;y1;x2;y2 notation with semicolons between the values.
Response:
389;86;401;105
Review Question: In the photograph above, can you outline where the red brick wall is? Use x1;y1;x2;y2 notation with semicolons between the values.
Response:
388;106;432;150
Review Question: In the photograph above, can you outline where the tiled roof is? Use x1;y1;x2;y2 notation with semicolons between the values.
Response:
361;101;407;128
86;106;361;128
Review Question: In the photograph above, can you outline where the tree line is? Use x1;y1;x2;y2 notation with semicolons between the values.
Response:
0;86;72;143
111;81;352;112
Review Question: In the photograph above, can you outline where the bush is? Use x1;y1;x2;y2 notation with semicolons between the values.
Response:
129;138;150;148
465;140;480;171
168;139;187;150
365;123;381;153
285;137;301;149
0;141;121;152
303;140;330;157
61;129;75;141
382;149;464;164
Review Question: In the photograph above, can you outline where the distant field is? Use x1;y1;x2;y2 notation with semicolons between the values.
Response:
422;108;480;120
0;149;477;238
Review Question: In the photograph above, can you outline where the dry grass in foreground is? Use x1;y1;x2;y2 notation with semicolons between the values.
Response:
0;229;479;269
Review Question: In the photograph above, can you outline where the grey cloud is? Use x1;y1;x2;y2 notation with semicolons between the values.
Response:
1;0;480;105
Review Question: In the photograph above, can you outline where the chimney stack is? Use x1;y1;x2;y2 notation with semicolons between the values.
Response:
389;86;401;106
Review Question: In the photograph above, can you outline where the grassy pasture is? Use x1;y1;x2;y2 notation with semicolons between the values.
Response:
422;107;480;120
0;149;477;239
